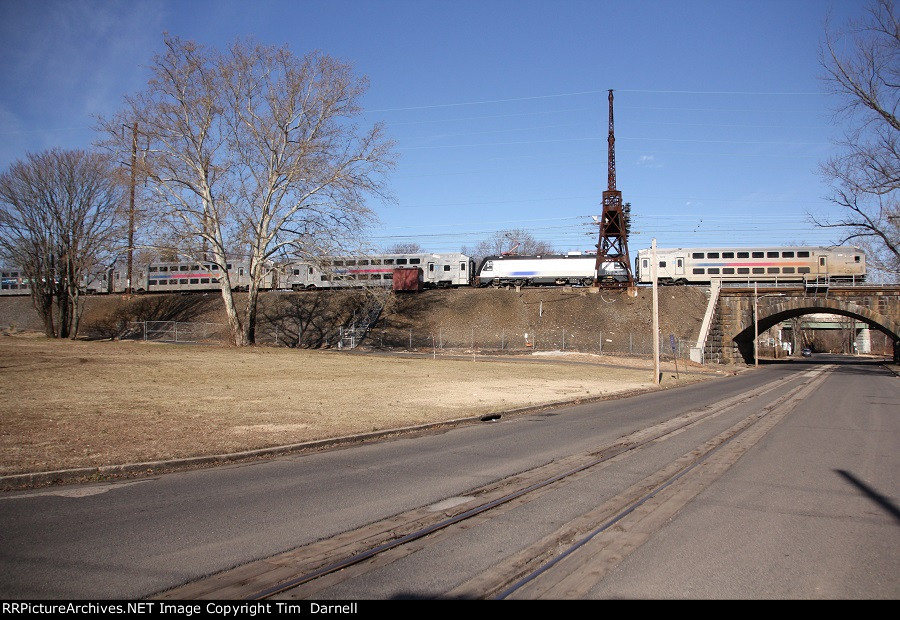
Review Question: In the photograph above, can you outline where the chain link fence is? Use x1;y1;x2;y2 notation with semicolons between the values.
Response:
125;321;225;344
361;327;692;360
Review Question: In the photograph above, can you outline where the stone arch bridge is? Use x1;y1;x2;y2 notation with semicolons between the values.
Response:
703;285;900;364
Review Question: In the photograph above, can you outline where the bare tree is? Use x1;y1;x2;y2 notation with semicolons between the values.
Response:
385;242;423;253
99;36;395;345
815;0;899;278
465;228;555;264
0;149;124;337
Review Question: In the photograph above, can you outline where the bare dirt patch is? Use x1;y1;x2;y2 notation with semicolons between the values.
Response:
0;334;729;478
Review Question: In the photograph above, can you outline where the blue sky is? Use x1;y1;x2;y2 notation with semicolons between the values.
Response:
0;0;868;255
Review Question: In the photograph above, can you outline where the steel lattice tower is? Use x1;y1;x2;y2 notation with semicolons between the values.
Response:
594;90;634;288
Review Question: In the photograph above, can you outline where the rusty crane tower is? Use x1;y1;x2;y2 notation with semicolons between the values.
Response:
594;89;634;288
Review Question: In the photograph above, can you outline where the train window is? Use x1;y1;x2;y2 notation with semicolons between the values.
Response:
782;251;794;258
767;252;779;258
642;259;649;270
180;279;188;284
707;252;720;259
148;280;156;286
798;267;811;273
1;272;7;277
211;265;219;270
708;268;720;274
180;265;188;271
738;268;750;274
226;263;233;270
428;263;435;272
384;259;394;265
692;252;704;259
752;268;765;274
346;260;357;266
200;278;210;284
333;261;344;267
190;278;199;284
160;266;169;272
371;259;382;265
483;261;493;271
783;267;795;274
191;265;199;270
819;257;827;267
461;263;466;271
396;259;408;265
692;268;705;274
723;268;735;274
212;278;220;284
384;273;393;280
767;268;779;274
855;255;861;262
293;269;300;276
321;275;328;281
797;251;810;258
722;252;734;259
149;266;158;272
444;265;451;271
737;252;749;258
752;252;764;258
409;258;421;264
308;266;314;275
358;260;369;266
659;261;666;268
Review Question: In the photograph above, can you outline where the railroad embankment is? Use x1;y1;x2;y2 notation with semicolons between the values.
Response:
0;285;711;354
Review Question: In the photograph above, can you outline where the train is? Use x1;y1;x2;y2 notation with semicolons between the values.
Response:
635;246;866;285
474;253;627;287
0;245;866;296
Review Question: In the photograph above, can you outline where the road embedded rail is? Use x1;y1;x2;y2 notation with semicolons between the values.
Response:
152;366;831;600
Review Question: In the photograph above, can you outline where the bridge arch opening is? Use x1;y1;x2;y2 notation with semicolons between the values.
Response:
732;300;900;364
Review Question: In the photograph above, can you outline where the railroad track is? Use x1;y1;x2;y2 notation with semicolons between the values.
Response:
153;367;831;600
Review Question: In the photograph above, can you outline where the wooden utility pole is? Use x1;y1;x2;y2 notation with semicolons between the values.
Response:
652;238;660;384
127;121;137;295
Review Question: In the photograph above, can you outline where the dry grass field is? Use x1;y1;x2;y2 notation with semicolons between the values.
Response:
0;333;729;478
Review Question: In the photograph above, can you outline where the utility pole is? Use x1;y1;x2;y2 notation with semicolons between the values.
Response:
652;238;660;384
127;121;137;295
594;89;635;289
754;283;758;367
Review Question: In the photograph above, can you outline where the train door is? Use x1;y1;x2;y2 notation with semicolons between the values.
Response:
460;261;468;285
818;254;827;278
427;261;436;287
675;256;685;278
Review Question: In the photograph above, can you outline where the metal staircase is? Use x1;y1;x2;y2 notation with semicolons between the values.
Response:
338;293;388;349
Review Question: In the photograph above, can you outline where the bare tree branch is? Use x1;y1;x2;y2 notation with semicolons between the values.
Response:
817;0;900;279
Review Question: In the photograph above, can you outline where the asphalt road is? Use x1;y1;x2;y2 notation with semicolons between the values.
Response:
0;356;896;599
